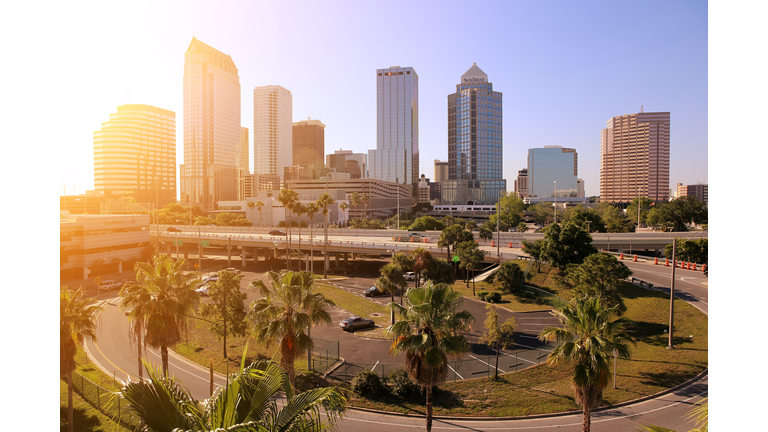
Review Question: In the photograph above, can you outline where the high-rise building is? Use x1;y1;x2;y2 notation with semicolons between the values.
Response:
180;37;241;211
94;104;176;206
514;168;528;198
253;85;292;179
434;159;448;183
527;146;578;198
676;183;708;206
327;150;368;178
442;63;506;204
240;127;250;174
292;119;325;170
600;111;670;204
368;66;419;192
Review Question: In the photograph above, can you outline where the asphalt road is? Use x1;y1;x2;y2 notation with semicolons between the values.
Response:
85;256;707;431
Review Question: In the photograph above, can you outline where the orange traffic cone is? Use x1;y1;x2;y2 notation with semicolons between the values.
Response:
509;242;513;247
491;241;495;247
702;264;707;273
693;263;697;271
619;253;624;260
633;255;638;262
654;257;659;265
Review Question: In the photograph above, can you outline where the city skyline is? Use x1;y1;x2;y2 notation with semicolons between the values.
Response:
54;1;707;199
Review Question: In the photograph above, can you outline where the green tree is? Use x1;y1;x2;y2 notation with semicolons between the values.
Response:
486;260;525;294
119;255;200;377
277;188;299;267
255;199;265;227
247;270;335;387
529;202;554;226
60;287;103;432
560;253;632;316
625;196;654;227
316;192;336;277
489;192;525;230
522;238;545;271
423;257;455;285
540;222;597;270
214;212;252;226
664;238;708;264
478;223;494;242
377;262;408;324
651;196;708;232
386;282;475;432
438;224;475;272
246;200;255;226
339;201;349;227
412;247;433;288
294;203;307;254
480;303;516;381
362;193;370;219
194;215;214;225
457;240;485;293
539;297;634;432
567;206;607;233
120;358;346;432
516;222;529;233
409;215;446;231
305;202;319;271
350;191;361;218
598;203;634;233
200;270;248;358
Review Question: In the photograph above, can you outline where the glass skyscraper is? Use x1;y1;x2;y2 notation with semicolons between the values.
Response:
368;66;419;193
527;146;578;197
442;63;506;205
180;37;241;211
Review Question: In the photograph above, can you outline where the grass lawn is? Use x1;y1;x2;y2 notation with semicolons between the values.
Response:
60;347;131;432
346;277;708;417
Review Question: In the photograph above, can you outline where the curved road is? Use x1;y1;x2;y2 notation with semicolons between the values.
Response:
85;258;707;431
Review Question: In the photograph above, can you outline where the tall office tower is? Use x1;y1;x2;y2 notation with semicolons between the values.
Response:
240;127;250;174
514;168;528;198
368;66;419;192
600;111;670;204
577;179;585;198
442;63;506;204
180;37;241;211
253;85;292;179
292;119;325;170
434;159;448;183
527;146;579;197
93;104;176;206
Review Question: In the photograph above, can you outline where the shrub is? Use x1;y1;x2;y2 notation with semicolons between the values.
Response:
477;291;489;301
486;291;502;303
351;368;384;397
389;367;420;399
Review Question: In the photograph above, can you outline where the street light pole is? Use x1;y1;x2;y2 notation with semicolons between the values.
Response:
667;236;676;350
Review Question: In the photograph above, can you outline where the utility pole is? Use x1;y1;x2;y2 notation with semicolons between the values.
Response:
667;237;676;350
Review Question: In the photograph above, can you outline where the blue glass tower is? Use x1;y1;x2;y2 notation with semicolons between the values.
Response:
442;63;506;204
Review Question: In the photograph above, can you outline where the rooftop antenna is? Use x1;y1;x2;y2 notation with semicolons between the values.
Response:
640;105;644;113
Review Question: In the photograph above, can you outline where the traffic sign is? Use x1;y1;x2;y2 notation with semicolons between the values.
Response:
452;255;460;262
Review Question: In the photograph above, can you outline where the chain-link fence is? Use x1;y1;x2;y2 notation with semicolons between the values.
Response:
65;371;142;431
311;337;340;373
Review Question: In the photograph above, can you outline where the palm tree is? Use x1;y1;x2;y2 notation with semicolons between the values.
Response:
362;193;370;219
350;191;361;220
539;297;634;432
248;270;335;387
339;201;349;227
255;199;265;227
277;188;298;267
119;254;200;378
386;281;475;432
315;192;336;278
119;358;346;432
411;247;432;288
376;263;407;325
305;202;319;273
61;286;103;432
246;200;255;226
294;202;307;262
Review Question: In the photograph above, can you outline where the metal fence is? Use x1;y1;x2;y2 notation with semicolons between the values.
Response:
311;337;340;373
65;371;142;431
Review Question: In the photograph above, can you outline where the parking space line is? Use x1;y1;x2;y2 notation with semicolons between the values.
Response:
447;364;464;380
469;354;504;373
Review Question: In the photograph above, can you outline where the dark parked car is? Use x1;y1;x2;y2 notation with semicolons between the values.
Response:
364;286;383;297
330;266;349;274
167;227;181;232
269;229;286;236
339;316;375;331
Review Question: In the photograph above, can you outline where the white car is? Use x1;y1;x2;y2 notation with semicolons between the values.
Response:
403;272;416;281
98;280;122;292
196;285;211;296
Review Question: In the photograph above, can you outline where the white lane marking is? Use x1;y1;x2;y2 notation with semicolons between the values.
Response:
447;364;464;380
144;347;226;385
468;355;504;373
371;360;380;372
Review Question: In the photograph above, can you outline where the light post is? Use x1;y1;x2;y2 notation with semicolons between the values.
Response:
553;181;557;225
667;230;676;350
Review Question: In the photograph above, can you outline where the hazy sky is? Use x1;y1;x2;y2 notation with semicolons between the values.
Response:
52;0;707;198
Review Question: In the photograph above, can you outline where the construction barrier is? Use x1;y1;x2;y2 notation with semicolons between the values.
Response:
423;238;428;243
633;254;638;262
693;263;697;271
509;242;513;247
491;241;495;247
654;257;659;265
702;264;707;273
619;253;624;260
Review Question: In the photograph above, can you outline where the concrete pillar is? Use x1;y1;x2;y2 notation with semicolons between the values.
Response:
83;267;89;280
343;252;348;263
241;247;246;267
184;245;189;260
335;253;340;265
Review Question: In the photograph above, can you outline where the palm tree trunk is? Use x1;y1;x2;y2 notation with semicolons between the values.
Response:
161;345;169;378
67;372;74;432
390;291;395;325
494;348;500;381
426;386;433;432
137;330;143;380
583;406;591;432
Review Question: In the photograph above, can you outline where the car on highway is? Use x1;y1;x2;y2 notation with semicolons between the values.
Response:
202;275;219;284
364;286;383;297
403;271;416;281
339;316;375;331
223;268;240;275
269;229;286;236
408;232;426;240
167;227;181;232
98;280;122;291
